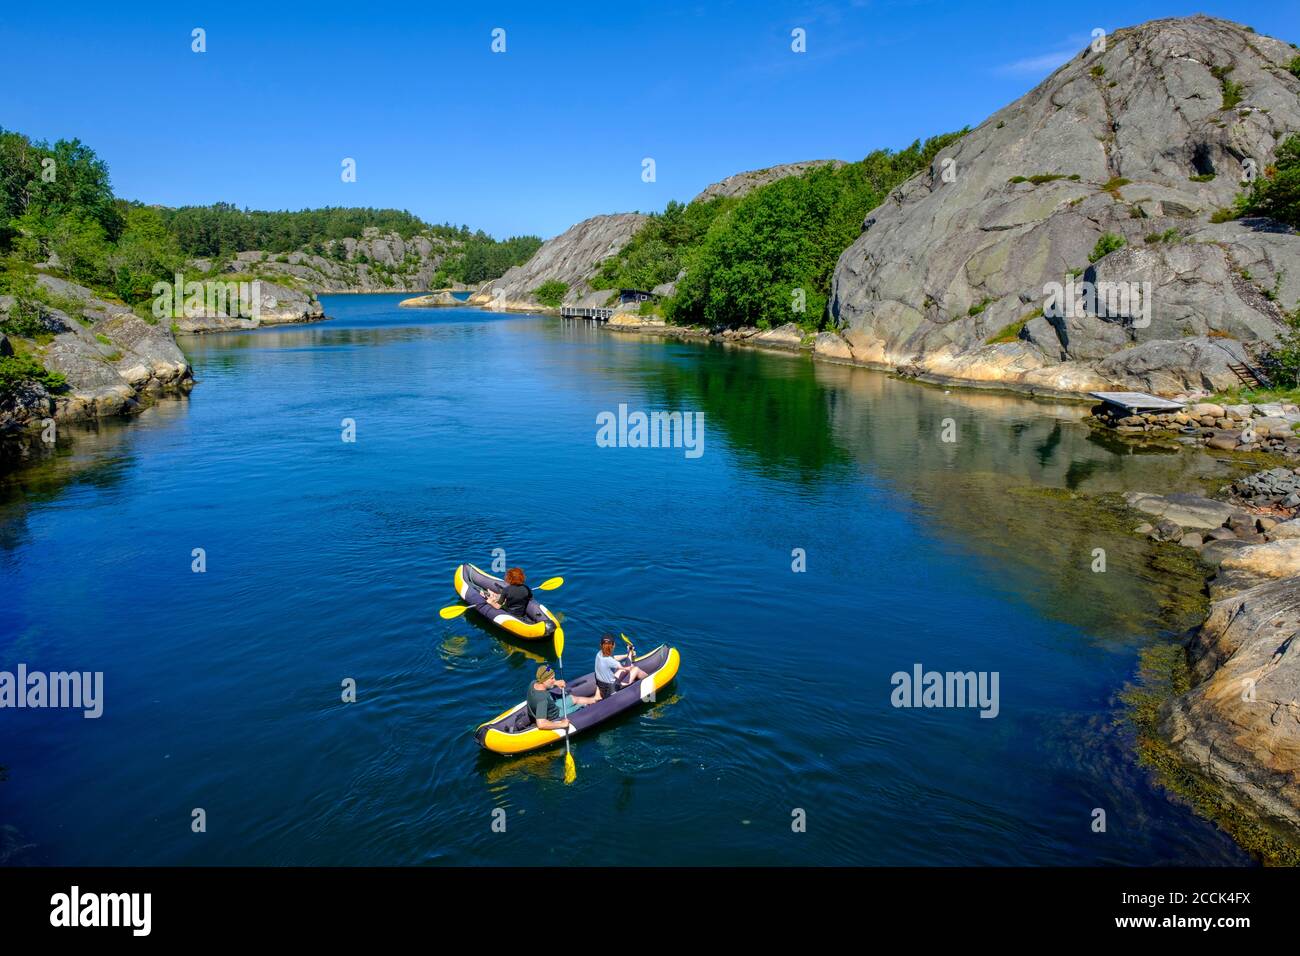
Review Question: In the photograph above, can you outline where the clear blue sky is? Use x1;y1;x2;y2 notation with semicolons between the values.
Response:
2;1;1295;238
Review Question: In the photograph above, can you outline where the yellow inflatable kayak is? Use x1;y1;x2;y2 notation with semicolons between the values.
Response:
475;644;681;754
453;563;559;641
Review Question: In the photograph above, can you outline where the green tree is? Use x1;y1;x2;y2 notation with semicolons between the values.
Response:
108;204;184;302
1088;233;1126;263
49;215;112;285
1242;134;1300;228
533;280;568;307
1260;306;1300;388
0;353;65;398
668;131;967;329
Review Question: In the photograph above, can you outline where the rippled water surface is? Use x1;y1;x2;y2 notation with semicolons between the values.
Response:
0;295;1252;865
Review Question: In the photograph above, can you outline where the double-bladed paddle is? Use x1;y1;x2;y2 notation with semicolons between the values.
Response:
554;623;577;784
438;575;564;619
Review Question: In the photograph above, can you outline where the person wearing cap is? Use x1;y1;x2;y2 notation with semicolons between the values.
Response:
526;665;597;730
594;634;648;700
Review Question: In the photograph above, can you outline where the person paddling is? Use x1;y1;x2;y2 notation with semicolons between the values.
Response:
487;567;533;617
594;634;648;699
527;665;597;730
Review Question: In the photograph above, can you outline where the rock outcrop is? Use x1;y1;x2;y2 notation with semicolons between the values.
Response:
172;277;324;334
473;213;648;311
1125;480;1300;843
398;290;469;308
209;228;462;294
1;276;193;433
830;16;1300;396
691;160;845;203
1163;575;1300;838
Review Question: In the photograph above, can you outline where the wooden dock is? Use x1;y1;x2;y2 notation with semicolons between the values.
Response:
560;306;614;322
1089;391;1186;414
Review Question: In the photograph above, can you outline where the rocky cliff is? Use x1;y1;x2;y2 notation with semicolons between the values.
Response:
472;213;648;311
204;228;461;294
830;16;1300;396
0;275;192;434
691;160;845;203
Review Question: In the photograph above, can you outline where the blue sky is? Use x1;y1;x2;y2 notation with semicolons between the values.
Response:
2;1;1296;238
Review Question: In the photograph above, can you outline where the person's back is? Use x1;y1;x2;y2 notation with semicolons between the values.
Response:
502;567;533;618
503;582;532;617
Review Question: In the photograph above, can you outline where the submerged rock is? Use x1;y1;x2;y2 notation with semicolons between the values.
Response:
1123;491;1239;530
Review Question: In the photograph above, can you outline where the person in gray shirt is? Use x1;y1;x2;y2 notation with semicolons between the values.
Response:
593;634;648;699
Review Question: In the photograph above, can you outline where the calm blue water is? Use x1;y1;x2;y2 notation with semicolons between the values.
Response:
0;295;1251;865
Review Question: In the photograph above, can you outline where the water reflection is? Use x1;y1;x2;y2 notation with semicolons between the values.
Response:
0;396;192;551
608;343;1225;644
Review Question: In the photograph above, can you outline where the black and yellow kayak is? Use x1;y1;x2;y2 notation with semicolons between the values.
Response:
475;644;681;754
453;563;560;641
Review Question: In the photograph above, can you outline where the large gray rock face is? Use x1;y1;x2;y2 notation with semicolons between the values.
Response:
475;213;648;310
830;15;1300;396
1;276;193;433
691;160;845;203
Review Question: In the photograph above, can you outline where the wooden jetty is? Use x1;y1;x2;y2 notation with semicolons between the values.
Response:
560;306;614;322
1088;392;1186;414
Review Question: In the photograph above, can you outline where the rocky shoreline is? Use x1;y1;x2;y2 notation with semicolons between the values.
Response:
0;272;332;439
1121;481;1300;857
1092;393;1300;857
1;276;194;437
1093;400;1300;461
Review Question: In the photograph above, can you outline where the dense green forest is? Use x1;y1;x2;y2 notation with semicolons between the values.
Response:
0;127;537;307
661;132;967;330
160;204;437;257
590;197;737;292
434;233;542;286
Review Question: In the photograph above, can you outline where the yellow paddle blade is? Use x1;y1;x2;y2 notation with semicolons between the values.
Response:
439;604;470;620
554;624;565;661
620;632;633;646
537;576;564;591
563;749;577;784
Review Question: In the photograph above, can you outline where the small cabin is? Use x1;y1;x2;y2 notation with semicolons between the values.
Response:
618;289;657;305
